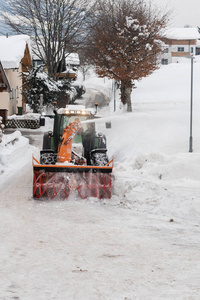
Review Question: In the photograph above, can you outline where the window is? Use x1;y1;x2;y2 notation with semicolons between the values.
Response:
178;47;184;52
16;86;19;99
191;47;194;54
33;60;43;68
163;48;169;53
161;59;168;65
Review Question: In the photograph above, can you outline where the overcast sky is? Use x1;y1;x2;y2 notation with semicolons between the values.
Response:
152;0;200;28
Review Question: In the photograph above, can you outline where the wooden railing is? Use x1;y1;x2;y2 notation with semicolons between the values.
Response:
172;52;190;57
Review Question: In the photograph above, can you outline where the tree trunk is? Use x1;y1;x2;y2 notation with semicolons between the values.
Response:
120;80;132;112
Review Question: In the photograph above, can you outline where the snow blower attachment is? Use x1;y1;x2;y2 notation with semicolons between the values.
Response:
33;105;113;199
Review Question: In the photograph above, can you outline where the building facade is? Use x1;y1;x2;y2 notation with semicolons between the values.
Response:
161;28;200;64
0;35;32;116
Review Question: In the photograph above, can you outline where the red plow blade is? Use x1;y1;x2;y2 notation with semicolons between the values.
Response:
33;157;113;199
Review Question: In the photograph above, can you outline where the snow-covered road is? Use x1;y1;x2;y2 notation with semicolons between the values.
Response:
1;65;200;299
1;160;200;299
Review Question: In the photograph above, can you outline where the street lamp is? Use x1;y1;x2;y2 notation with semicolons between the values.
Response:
188;56;194;153
113;79;117;112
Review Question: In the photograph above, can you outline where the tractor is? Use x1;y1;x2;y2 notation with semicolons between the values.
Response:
33;105;113;199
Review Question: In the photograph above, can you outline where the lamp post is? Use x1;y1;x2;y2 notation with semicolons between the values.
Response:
113;79;116;112
40;94;43;115
188;56;194;153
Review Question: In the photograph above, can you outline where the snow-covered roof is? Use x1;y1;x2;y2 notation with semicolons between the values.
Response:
165;28;200;40
0;35;31;69
65;53;80;66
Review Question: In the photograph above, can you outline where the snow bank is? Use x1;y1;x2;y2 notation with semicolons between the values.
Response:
112;152;200;219
7;113;40;120
0;131;33;186
0;130;22;147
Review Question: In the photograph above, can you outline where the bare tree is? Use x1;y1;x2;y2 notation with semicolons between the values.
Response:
78;48;92;80
86;0;169;111
0;0;95;80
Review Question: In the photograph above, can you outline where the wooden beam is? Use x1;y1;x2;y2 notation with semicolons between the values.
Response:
0;61;11;92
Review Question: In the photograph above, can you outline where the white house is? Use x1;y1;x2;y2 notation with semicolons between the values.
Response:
161;28;200;64
0;35;32;116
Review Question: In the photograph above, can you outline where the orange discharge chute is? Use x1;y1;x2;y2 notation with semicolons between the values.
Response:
57;121;82;163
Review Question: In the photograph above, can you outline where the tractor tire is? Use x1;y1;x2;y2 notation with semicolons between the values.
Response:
40;150;56;165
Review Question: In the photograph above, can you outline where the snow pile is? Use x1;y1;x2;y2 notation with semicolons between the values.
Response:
0;131;32;184
7;113;40;120
113;152;200;219
0;130;21;147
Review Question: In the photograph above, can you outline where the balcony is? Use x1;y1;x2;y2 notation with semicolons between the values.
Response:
172;52;190;57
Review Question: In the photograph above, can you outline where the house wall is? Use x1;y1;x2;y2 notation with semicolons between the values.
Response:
171;42;195;63
162;47;172;64
0;92;10;113
0;64;22;115
162;39;197;65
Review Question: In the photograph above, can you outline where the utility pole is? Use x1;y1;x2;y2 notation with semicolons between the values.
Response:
189;56;194;153
113;79;116;112
40;94;43;115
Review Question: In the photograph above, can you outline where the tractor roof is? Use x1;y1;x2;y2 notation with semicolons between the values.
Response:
57;105;96;116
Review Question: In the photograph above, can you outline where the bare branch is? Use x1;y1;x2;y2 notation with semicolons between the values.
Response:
0;0;95;79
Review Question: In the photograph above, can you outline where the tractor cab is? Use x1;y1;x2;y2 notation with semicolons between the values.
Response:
52;106;96;155
57;105;95;144
42;104;108;165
